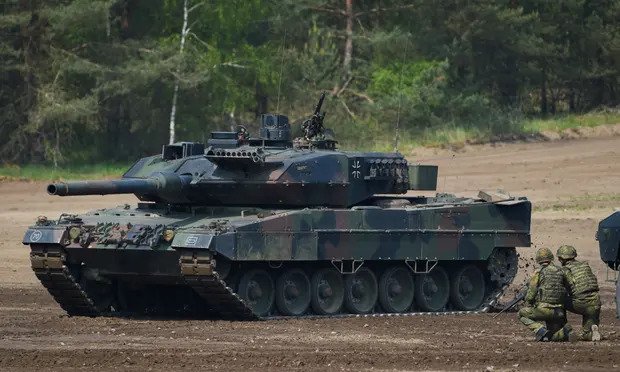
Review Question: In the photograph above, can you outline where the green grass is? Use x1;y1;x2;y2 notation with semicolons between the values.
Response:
410;126;488;148
0;163;129;181
533;193;620;212
341;126;488;153
522;111;620;133
342;110;620;152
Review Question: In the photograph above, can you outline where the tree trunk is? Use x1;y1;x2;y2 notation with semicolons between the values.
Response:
540;69;547;115
550;88;557;115
593;77;605;108
343;0;353;81
333;0;354;95
169;0;190;144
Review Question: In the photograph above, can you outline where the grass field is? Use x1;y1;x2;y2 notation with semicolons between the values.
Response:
342;110;620;152
533;193;620;212
521;111;620;132
1;111;619;181
0;163;130;181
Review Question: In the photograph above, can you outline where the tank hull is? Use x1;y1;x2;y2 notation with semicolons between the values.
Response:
24;197;531;319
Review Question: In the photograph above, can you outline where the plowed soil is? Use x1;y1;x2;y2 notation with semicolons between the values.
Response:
0;136;619;371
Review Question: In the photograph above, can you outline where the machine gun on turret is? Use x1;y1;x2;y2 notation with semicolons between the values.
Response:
302;92;326;140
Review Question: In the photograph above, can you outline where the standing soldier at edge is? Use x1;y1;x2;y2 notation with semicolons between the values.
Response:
518;248;571;341
557;245;602;341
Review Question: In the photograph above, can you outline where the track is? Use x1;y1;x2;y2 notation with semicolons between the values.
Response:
180;250;258;320
179;246;516;319
29;245;514;320
29;246;100;317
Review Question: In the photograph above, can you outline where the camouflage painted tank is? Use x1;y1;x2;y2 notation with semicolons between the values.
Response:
598;211;620;271
597;211;620;318
24;95;531;319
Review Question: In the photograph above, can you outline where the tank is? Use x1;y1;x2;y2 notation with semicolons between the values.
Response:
597;211;620;270
23;94;531;319
597;211;620;318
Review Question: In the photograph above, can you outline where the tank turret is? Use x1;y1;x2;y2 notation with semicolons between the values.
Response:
47;95;438;208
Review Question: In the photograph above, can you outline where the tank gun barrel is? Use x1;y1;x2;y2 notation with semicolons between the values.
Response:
46;174;191;204
47;178;160;196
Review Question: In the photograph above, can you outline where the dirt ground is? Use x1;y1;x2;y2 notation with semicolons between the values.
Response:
0;135;619;371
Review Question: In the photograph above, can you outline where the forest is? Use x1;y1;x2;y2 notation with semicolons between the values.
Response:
1;0;619;165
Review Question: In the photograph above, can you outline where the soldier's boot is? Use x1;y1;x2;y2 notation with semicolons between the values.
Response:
591;325;601;342
550;324;572;342
535;327;550;341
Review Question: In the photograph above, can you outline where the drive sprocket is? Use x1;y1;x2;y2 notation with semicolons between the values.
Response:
487;247;518;287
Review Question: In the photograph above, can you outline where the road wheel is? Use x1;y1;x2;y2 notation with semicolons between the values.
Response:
310;268;344;315
414;266;450;312
450;264;486;311
379;266;414;313
344;267;378;314
275;268;311;316
238;269;275;317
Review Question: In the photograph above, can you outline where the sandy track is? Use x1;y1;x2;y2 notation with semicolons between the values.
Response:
0;136;619;371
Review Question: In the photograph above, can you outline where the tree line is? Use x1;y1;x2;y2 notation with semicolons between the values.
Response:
1;0;618;164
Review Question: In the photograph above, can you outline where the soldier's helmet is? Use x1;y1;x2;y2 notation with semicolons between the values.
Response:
535;247;554;264
557;245;577;260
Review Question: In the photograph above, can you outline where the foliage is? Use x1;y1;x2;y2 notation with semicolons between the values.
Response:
0;0;618;165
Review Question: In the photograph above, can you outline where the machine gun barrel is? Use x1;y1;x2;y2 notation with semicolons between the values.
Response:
313;92;326;116
47;178;161;196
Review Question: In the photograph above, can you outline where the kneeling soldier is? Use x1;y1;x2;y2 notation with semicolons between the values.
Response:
557;245;602;341
519;247;571;341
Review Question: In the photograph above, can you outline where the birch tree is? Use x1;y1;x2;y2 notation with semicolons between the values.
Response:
169;0;190;144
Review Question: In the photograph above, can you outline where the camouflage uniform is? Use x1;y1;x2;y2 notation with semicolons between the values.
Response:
518;248;570;342
557;245;601;341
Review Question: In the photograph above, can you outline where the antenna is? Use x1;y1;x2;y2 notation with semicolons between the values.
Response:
275;28;287;113
393;36;410;153
440;153;456;193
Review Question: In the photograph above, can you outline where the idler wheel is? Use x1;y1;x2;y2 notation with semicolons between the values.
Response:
275;268;311;316
450;264;486;311
379;266;414;313
344;267;378;314
238;269;275;317
414;266;450;312
310;268;344;315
